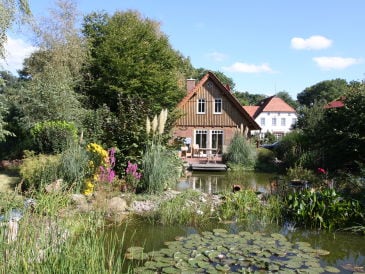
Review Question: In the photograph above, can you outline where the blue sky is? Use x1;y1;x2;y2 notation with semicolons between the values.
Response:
2;0;365;98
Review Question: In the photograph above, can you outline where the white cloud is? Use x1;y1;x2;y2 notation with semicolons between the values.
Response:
0;36;37;74
291;35;332;50
206;51;227;62
222;62;273;73
313;56;362;70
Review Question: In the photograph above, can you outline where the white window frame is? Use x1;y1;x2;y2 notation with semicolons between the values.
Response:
197;98;206;114
281;117;286;126
272;117;277;126
213;98;222;114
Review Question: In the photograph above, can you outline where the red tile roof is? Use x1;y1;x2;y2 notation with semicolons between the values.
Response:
243;96;296;118
324;97;345;109
242;106;260;117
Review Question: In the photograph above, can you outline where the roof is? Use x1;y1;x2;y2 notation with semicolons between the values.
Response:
244;96;296;118
324;97;345;109
177;71;260;130
242;106;260;117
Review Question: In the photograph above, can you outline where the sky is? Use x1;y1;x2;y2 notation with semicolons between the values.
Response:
1;0;365;99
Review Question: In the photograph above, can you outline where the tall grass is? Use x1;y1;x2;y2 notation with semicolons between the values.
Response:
225;132;257;170
0;193;129;273
140;143;183;194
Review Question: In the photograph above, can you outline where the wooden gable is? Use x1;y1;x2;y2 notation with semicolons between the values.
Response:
176;72;260;130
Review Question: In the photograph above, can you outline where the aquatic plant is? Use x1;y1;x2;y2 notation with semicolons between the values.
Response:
284;188;364;230
129;229;338;273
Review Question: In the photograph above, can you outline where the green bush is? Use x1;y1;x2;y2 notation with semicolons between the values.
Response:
225;132;257;170
20;153;60;190
255;148;277;172
31;120;78;154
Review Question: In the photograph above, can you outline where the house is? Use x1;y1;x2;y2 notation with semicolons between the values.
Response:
243;95;297;140
172;72;260;156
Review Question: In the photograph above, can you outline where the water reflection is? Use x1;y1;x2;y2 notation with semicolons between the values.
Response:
175;171;276;194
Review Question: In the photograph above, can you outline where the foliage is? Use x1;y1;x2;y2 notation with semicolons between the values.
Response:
274;130;304;169
217;190;264;222
124;161;141;191
296;82;365;171
225;131;257;170
140;143;183;194
254;147;277;172
233;91;266;105
153;190;213;226
297;78;348;106
283;189;364;230
0;0;31;58
132;229;336;273
58;142;89;192
0;209;127;273
19;152;60;190
0;93;13;141
30;120;78;154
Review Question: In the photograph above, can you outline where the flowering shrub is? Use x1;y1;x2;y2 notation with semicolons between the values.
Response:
84;143;116;195
125;161;142;190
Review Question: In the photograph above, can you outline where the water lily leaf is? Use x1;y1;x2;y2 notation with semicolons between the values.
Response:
324;266;341;273
126;246;144;254
315;249;330;256
215;264;230;272
163;266;179;273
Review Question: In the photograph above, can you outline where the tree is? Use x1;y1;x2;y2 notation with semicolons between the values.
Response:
233;91;266;106
81;10;194;166
82;10;188;114
0;0;31;58
2;0;86;154
297;79;348;106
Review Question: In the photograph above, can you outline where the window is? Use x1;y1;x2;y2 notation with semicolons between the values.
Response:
281;118;286;126
272;117;277;126
197;99;206;114
211;130;223;153
292;118;297;125
214;98;222;113
195;130;208;149
260;117;265;126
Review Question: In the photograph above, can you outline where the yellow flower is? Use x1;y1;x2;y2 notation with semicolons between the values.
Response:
84;179;94;195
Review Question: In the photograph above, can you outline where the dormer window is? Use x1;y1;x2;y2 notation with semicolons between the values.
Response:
197;98;206;114
214;98;222;114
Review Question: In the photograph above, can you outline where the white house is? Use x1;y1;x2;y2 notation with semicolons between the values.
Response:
243;96;297;140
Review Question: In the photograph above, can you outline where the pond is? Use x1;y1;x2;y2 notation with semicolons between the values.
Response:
175;170;277;194
107;171;365;273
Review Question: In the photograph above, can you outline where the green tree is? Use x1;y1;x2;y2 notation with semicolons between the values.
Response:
2;0;85;155
297;78;348;106
82;10;188;114
233;91;266;106
0;0;31;58
81;10;194;166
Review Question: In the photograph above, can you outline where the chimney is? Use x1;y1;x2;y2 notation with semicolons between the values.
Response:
186;78;196;93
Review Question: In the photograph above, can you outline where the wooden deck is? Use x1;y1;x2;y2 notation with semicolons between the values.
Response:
181;155;227;171
189;163;227;171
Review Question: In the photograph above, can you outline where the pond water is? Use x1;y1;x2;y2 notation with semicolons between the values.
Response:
107;171;365;273
175;170;277;194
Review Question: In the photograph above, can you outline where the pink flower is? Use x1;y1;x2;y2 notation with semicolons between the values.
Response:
317;168;326;174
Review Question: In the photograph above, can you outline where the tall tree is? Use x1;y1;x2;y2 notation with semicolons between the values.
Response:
297;78;348;107
82;10;189;114
233;91;266;106
0;0;31;58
